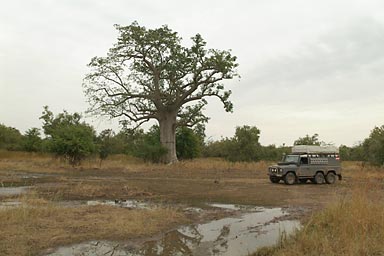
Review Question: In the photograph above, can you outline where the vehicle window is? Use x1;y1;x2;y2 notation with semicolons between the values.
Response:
300;157;308;164
284;155;299;163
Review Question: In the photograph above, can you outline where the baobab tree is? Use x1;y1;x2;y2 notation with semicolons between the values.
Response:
83;22;238;163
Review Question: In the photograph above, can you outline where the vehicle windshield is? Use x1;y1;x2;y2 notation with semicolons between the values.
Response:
282;155;299;163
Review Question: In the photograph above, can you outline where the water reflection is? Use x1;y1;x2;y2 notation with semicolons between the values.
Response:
136;207;300;256
46;206;300;256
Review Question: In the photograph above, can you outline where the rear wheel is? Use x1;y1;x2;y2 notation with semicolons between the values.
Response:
269;176;280;183
325;172;336;184
284;172;296;185
314;172;325;184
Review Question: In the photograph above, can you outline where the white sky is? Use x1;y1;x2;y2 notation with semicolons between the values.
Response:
1;0;384;146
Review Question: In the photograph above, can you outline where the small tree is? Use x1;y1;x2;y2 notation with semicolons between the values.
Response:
133;126;167;163
40;106;97;166
83;22;238;163
227;125;261;162
363;125;384;166
176;127;201;159
97;129;115;162
22;128;42;152
0;124;23;151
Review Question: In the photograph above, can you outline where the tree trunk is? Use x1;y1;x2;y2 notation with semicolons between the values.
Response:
159;112;178;164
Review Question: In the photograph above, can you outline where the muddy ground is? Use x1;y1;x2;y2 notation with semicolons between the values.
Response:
0;158;358;255
0;166;346;209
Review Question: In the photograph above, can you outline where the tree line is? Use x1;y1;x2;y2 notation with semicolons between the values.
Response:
1;107;383;166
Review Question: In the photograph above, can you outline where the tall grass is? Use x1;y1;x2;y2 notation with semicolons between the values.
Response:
254;183;384;256
0;151;271;173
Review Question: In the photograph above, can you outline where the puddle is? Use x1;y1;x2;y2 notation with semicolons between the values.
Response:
87;199;151;209
0;186;31;196
134;207;299;256
46;204;300;256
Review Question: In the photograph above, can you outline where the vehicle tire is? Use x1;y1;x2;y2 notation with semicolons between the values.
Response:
314;172;325;184
284;172;296;185
269;176;280;183
325;172;336;184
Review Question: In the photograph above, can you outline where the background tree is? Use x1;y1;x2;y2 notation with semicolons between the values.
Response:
294;133;321;146
40;106;97;166
227;125;261;162
0;124;23;151
22;128;42;152
97;129;116;162
83;22;238;163
176;127;201;159
339;144;364;161
133;126;167;163
363;125;384;166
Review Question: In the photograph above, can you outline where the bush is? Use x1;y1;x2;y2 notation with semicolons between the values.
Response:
133;126;167;163
0;124;23;150
176;127;201;159
40;106;97;166
363;125;384;166
22;128;42;152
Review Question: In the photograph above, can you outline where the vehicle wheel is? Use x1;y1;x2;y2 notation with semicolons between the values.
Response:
325;172;336;184
284;172;296;185
269;176;280;183
314;172;325;184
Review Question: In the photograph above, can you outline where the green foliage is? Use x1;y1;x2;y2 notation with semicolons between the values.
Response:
40;106;97;166
339;144;364;161
294;133;321;146
0;124;23;151
22;128;42;152
176;127;201;159
227;125;262;162
363;125;384;166
203;138;233;158
133;126;167;163
204;125;263;162
261;144;291;161
97;129;115;160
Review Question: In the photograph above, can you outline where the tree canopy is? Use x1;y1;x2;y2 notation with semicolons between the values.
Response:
294;133;321;146
83;21;238;163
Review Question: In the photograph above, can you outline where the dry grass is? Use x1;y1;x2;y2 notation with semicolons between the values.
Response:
254;182;384;256
0;193;186;256
0;151;271;174
342;161;384;180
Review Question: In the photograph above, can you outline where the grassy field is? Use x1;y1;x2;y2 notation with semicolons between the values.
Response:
254;183;384;256
1;151;384;255
0;194;185;255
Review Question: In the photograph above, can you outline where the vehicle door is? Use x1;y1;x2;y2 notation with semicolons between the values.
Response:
298;156;311;177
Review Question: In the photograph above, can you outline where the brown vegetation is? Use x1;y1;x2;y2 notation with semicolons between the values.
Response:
0;193;185;256
254;182;384;256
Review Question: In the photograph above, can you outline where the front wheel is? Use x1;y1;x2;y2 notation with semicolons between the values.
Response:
284;172;296;185
314;172;325;184
325;172;336;184
269;176;280;183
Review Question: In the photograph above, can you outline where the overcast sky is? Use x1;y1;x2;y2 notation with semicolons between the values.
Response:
1;0;384;146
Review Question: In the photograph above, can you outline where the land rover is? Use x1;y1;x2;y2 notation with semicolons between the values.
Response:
268;145;342;185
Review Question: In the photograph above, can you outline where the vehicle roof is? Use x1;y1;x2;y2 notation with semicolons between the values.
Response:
291;145;339;154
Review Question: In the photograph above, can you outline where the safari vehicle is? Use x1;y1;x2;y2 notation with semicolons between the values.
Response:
268;145;342;185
